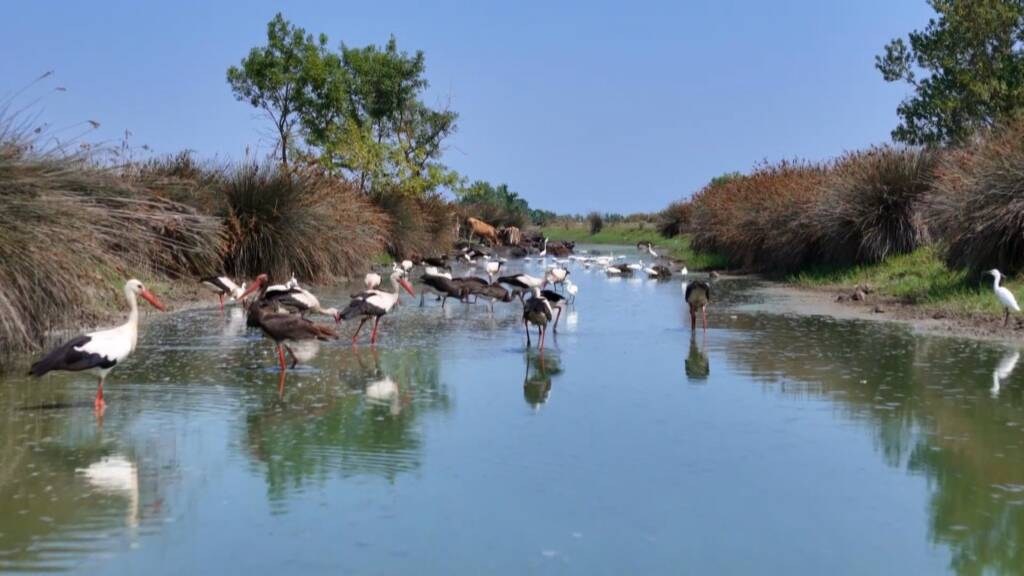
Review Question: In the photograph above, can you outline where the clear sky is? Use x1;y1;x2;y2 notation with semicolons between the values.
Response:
1;1;933;214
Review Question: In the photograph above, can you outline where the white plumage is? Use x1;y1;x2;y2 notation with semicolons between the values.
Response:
988;269;1020;326
992;350;1020;398
365;272;382;290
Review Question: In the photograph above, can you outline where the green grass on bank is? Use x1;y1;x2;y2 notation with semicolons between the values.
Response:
541;223;726;270
790;247;1008;315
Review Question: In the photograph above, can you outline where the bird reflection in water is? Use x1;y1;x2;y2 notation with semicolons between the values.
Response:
991;349;1020;398
77;454;140;528
685;332;710;381
523;352;563;409
355;348;409;416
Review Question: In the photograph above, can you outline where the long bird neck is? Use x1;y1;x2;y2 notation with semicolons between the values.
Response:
124;284;140;347
993;274;1002;289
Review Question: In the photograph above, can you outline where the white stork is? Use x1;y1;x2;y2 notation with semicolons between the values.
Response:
485;260;503;283
200;276;245;310
29;279;166;410
339;268;416;345
546;266;570;291
364;272;382;290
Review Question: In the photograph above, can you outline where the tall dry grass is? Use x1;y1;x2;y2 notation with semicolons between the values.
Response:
656;200;691;238
372;189;456;259
816;147;937;265
221;164;389;282
0;136;222;355
689;161;829;272
930;121;1024;275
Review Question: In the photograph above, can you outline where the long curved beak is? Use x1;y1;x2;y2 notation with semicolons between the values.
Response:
399;278;415;297
139;289;166;311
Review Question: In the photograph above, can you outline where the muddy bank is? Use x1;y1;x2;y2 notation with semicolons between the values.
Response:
744;282;1024;343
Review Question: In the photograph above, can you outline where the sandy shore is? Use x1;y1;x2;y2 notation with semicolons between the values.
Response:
746;282;1024;343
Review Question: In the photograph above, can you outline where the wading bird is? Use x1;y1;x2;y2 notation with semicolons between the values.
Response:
200;276;245;310
685;280;711;331
247;274;339;320
565;279;578;304
645;264;672;280
400;260;414;272
245;299;339;371
469;282;515;312
637;241;658;258
485;260;503;283
420;273;467;308
339;268;416;345
986;269;1021;326
540;289;568;332
364;272;382;291
523;287;553;350
29;279;166;410
498;273;546;298
546;266;570;291
538;237;549;257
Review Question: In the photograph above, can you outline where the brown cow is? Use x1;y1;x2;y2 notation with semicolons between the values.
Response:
467;217;499;246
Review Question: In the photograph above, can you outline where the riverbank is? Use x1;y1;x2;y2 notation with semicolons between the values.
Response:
781;248;1024;340
541;223;726;270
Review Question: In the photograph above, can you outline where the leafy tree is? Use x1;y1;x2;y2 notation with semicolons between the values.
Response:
877;0;1024;145
227;14;330;165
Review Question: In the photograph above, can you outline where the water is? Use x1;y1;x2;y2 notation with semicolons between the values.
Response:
2;248;1024;574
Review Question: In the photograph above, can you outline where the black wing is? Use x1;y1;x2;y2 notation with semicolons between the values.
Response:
200;276;231;293
540;289;565;304
29;335;116;377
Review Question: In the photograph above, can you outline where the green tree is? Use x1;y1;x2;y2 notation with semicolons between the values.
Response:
226;13;330;165
877;0;1024;145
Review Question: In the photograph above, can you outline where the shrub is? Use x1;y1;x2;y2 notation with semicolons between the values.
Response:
221;164;389;282
689;161;829;272
587;212;603;235
931;121;1024;275
657;201;691;238
0;138;222;355
371;189;456;259
816;147;937;265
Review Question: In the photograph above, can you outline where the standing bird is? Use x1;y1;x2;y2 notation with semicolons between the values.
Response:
339;268;416;345
565;279;579;305
364;272;382;291
637;241;658;258
685;280;711;331
29;279;166;410
245;300;339;371
420;273;467;308
485;260;503;283
538;237;549;258
200;276;245;310
546;267;570;291
540;289;568;332
247;274;339;320
400;260;414;273
523;287;553;350
497;273;546;300
469;282;515;312
986;269;1021;326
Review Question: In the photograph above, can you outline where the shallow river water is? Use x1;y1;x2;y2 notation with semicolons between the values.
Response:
3;248;1024;574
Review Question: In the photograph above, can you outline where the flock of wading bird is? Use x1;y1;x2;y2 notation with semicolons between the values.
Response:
27;240;713;411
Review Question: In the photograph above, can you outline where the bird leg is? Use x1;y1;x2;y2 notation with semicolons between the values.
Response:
553;307;563;333
352;318;368;345
1005;308;1011;327
703;306;708;332
219;293;225;311
525;320;531;348
94;376;106;411
689;306;697;331
370;317;381;344
539;325;546;351
276;344;288;373
419;292;426;307
284;344;299;369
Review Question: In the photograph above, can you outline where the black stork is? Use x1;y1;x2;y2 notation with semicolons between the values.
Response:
684;280;711;331
498;273;546;301
339;268;416;345
468;282;515;312
540;289;568;332
29;279;166;410
420;274;467;308
523;287;553;350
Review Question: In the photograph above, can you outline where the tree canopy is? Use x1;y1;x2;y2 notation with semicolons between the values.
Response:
877;0;1024;145
227;14;458;197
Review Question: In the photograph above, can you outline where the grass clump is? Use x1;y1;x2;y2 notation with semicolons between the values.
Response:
0;136;222;355
656;200;691;238
371;189;456;259
930;120;1024;276
689;161;829;273
222;164;389;282
817;146;937;265
587;212;603;235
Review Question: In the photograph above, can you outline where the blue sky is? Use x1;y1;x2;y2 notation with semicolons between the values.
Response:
1;1;932;213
